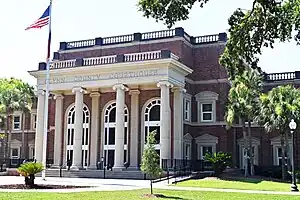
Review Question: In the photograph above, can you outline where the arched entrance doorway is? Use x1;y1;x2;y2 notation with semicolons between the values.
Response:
143;98;161;155
103;101;129;168
66;104;90;168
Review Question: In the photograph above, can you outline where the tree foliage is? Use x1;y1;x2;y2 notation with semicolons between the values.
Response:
141;130;162;194
257;85;300;133
137;0;300;78
225;68;263;127
0;78;35;115
0;78;35;161
225;68;262;176
204;151;232;177
17;162;44;186
257;84;300;180
138;0;210;28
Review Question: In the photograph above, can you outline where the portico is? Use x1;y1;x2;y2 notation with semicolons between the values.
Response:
29;50;193;170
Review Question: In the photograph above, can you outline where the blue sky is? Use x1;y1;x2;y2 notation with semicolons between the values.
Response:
0;0;299;86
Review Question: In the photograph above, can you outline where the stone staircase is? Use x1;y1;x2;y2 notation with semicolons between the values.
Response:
36;168;149;180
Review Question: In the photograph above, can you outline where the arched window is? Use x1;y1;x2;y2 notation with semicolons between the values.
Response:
103;101;129;167
66;104;90;168
144;99;161;154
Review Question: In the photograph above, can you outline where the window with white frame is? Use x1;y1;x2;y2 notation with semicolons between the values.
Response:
201;146;213;159
271;136;292;166
183;133;193;160
195;91;218;123
201;103;213;122
31;113;37;130
237;137;260;169
276;147;288;166
10;139;21;165
184;98;191;121
195;134;218;160
13;115;21;130
11;148;19;158
28;140;35;160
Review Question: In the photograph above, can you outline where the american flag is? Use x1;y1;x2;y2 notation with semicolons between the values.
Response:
25;5;50;30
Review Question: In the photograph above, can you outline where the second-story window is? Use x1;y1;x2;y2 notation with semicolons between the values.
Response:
195;91;219;123
32;114;37;130
184;99;191;121
201;103;213;122
13;115;21;130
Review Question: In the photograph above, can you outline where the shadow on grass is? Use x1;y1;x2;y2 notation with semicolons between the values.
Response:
219;176;263;184
144;194;188;199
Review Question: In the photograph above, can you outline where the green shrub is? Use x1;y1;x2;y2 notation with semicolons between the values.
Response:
17;162;44;186
204;152;232;177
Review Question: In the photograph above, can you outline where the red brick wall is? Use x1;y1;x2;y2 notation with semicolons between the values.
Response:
188;44;227;81
59;39;227;83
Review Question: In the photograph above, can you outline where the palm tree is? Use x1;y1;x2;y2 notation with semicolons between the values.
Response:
225;68;262;176
16;81;35;159
257;85;300;180
0;78;35;165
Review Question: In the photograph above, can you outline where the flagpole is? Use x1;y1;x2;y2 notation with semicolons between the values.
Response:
42;0;52;180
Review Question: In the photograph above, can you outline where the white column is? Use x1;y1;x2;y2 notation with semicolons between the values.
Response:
88;92;100;169
113;84;128;171
34;89;45;162
173;87;185;159
157;81;173;162
129;89;140;169
53;94;64;168
71;87;86;170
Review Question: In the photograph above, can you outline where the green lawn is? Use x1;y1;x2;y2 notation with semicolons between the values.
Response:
176;178;291;192
0;189;298;200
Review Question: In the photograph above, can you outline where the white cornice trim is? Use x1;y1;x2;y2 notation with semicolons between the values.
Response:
184;121;227;126
185;77;229;85
29;59;172;77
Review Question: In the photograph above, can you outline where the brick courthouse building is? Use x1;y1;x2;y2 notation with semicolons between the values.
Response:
4;27;300;171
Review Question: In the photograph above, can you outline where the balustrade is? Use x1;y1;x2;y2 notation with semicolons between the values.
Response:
83;55;117;66
102;34;133;45
141;29;175;40
66;39;95;49
59;28;227;50
48;50;176;70
194;34;219;44
50;60;76;69
265;72;296;81
124;51;161;62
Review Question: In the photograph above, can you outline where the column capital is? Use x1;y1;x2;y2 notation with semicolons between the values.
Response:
172;87;186;93
157;81;174;88
37;89;45;96
129;89;140;95
53;93;64;100
90;91;101;98
113;84;129;91
72;87;87;94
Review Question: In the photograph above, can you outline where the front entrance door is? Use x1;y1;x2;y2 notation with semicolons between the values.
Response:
103;102;129;168
66;104;90;168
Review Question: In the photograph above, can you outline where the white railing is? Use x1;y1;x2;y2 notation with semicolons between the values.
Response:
124;51;161;62
142;29;175;40
66;39;95;49
50;50;179;69
50;60;76;69
102;34;134;45
83;55;117;66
